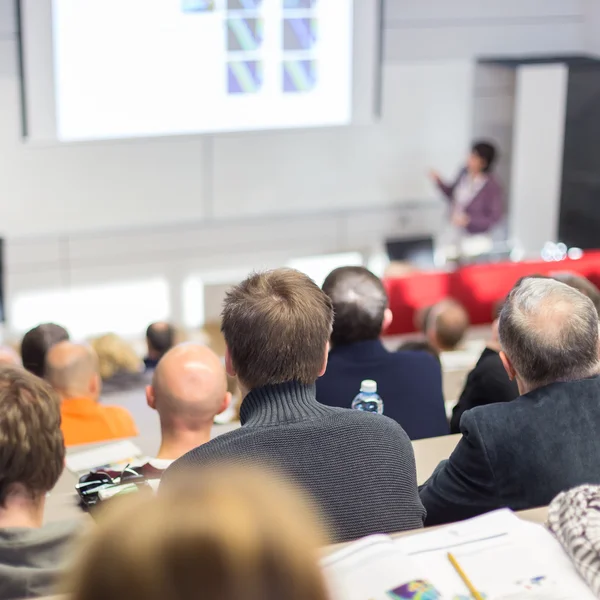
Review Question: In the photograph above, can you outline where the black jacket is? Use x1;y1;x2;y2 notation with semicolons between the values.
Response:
421;375;600;525
450;347;519;434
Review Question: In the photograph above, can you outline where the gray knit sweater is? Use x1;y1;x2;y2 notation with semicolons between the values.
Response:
164;381;425;543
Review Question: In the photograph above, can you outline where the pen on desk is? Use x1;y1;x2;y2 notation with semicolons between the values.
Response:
447;552;484;600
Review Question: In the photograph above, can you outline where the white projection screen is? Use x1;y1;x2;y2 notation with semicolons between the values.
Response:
20;0;380;142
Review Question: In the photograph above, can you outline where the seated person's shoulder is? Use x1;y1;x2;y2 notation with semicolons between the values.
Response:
104;404;138;435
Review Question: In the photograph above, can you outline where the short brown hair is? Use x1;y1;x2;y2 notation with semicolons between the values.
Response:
430;299;470;350
68;466;328;600
0;366;65;505
222;269;333;389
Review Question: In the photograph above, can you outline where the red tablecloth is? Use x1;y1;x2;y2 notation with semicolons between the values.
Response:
384;252;600;335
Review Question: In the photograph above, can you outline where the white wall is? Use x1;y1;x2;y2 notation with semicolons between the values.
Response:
583;0;600;56
509;64;569;254
0;0;590;335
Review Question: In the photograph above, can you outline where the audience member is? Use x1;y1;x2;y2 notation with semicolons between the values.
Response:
67;466;328;600
397;340;441;364
553;272;600;315
420;278;600;525
450;306;519;433
316;266;448;440
46;341;138;446
145;343;230;468
0;366;77;600
0;346;21;366
144;322;175;370
21;323;69;378
90;333;148;395
424;299;470;353
164;268;425;542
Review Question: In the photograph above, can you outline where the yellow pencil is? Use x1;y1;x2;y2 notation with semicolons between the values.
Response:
447;552;485;600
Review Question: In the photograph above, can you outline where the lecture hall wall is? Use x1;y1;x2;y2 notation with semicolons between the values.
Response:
0;0;594;335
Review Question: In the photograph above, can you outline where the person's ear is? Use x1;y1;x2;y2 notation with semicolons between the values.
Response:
382;308;393;335
217;392;232;416
499;351;517;381
146;385;156;411
89;373;101;398
225;346;236;378
318;342;330;378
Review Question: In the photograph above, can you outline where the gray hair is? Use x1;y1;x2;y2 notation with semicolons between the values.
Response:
499;278;600;389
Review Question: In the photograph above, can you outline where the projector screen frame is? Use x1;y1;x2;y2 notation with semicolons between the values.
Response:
18;0;381;145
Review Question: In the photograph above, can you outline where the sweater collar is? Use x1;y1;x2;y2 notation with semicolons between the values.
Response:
240;381;330;427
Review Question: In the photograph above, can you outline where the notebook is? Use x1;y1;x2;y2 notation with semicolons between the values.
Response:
322;509;594;599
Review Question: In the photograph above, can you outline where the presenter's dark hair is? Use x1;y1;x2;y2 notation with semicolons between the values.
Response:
472;141;497;173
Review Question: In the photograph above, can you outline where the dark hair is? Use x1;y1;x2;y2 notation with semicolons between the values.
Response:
0;365;65;505
322;267;387;347
472;141;497;173
397;340;441;365
21;323;69;378
146;323;175;357
552;273;600;315
222;269;333;389
430;300;469;350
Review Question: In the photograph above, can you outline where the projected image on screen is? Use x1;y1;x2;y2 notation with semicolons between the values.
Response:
283;18;317;51
228;60;263;94
227;18;264;52
227;0;263;9
284;0;318;8
52;0;353;141
181;0;214;12
283;60;316;93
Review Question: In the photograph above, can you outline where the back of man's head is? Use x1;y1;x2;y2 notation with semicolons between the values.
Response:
322;266;388;347
148;344;229;430
45;341;101;401
499;278;600;390
427;300;470;351
0;366;64;506
21;323;69;378
146;322;175;359
222;268;333;390
552;272;600;315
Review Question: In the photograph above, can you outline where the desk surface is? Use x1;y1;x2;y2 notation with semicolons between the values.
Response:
413;433;460;485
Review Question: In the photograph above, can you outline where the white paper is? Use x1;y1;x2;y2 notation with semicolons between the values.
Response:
324;510;595;600
65;440;144;474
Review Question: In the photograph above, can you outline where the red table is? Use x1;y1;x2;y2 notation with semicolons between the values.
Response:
384;252;600;335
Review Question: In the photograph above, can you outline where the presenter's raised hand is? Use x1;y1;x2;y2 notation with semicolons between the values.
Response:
429;170;442;184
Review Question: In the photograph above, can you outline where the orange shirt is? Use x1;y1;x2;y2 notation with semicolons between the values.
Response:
61;397;138;447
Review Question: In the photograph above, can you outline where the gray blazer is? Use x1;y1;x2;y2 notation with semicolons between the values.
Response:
420;375;600;525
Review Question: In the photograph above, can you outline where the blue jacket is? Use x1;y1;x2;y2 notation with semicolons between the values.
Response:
420;375;600;525
315;340;448;440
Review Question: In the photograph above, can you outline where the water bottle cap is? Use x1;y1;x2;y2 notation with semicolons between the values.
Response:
360;379;377;394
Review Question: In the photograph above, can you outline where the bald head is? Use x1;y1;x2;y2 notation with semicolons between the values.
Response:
0;346;21;367
428;299;470;351
45;341;100;400
147;344;228;430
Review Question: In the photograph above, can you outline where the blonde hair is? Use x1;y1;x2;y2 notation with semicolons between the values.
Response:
67;466;329;600
89;333;142;380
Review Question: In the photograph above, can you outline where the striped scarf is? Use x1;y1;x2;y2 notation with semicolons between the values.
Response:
548;484;600;596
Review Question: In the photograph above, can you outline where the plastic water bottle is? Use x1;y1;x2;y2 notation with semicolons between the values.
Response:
351;380;384;415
